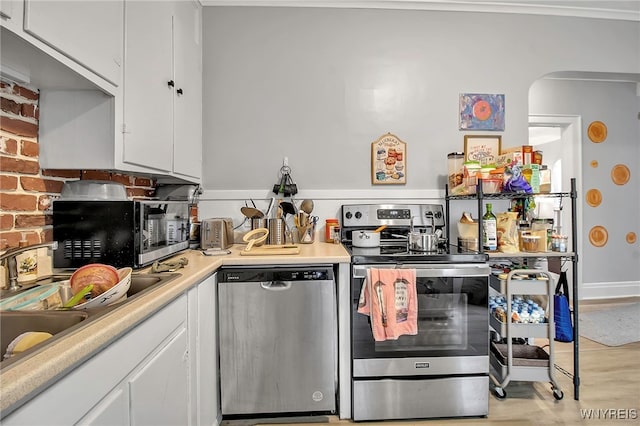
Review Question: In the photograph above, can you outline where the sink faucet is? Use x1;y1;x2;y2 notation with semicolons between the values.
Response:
0;241;58;292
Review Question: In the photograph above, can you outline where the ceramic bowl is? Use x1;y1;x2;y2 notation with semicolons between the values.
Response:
73;268;132;310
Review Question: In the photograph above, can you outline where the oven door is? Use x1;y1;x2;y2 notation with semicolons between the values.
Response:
351;263;489;377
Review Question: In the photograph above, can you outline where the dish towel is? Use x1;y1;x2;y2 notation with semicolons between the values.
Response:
357;268;418;341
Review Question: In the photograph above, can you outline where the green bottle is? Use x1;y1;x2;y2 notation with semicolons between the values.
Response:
483;203;498;251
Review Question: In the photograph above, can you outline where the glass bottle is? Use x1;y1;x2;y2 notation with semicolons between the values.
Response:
482;203;498;251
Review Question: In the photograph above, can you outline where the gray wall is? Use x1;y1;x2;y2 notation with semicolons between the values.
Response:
202;7;638;192
530;79;640;296
199;6;639;298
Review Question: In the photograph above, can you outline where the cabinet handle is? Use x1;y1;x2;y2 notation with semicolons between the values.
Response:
167;80;175;88
176;88;184;96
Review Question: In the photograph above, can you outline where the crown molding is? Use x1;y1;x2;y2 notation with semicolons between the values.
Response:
199;0;640;21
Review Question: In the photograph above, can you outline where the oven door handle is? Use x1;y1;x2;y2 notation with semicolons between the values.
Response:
352;264;490;279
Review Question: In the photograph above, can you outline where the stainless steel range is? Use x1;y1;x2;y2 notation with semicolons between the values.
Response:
341;204;491;421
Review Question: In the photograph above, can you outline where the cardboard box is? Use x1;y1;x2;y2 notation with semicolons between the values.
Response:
501;145;533;165
496;151;522;168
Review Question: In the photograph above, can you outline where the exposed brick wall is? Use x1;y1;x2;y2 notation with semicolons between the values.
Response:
0;81;156;249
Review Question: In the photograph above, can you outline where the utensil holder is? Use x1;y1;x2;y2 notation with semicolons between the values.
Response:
251;218;267;230
267;218;286;245
297;223;316;244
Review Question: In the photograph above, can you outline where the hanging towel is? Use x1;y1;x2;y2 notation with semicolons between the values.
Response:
358;268;418;341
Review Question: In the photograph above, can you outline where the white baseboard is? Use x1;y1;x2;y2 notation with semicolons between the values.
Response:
581;281;640;300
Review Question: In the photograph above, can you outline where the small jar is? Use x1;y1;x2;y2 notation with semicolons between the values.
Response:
325;219;339;243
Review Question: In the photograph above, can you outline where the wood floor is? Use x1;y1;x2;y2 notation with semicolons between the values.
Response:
248;298;640;426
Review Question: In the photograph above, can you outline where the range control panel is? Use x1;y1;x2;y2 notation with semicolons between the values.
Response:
341;204;445;228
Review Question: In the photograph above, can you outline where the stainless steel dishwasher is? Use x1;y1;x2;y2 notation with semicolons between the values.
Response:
218;265;337;416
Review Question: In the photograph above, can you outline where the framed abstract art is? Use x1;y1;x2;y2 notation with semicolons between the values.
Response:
459;93;505;131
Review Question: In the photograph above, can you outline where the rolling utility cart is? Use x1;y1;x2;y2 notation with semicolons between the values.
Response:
488;269;563;400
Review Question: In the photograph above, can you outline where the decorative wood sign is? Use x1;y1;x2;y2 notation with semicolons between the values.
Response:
371;133;406;185
464;134;501;165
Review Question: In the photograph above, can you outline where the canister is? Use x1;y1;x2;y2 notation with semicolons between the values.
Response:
325;219;339;243
447;152;465;193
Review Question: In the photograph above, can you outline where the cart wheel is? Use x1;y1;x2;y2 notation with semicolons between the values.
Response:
553;389;564;400
493;387;507;399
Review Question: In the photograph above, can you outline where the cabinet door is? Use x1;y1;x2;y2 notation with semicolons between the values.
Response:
197;273;218;425
76;386;130;426
23;0;123;86
172;0;202;180
129;327;190;426
123;0;173;172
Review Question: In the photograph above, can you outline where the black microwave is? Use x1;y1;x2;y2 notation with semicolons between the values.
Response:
52;200;190;269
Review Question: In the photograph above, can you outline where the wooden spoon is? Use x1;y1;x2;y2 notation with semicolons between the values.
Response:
374;225;387;233
300;199;314;215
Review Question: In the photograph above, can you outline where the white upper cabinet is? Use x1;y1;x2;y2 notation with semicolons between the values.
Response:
172;0;203;180
122;1;174;172
123;0;202;180
23;0;123;87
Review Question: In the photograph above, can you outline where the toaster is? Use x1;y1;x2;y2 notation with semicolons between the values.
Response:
201;218;234;250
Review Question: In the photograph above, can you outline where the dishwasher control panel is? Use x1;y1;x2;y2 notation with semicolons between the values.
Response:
219;266;334;282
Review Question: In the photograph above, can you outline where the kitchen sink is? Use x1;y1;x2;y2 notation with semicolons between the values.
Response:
0;272;181;369
0;311;89;368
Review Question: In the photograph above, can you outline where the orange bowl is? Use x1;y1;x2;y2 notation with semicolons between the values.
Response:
70;263;119;298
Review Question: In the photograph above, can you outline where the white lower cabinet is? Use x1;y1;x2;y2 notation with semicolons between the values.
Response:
3;273;219;425
77;387;130;426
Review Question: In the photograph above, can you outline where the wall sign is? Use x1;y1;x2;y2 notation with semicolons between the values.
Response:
371;133;406;185
459;93;505;131
463;134;501;165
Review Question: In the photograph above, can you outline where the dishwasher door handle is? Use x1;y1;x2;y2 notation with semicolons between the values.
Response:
260;281;292;291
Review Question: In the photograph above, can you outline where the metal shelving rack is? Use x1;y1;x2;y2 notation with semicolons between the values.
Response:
445;177;580;400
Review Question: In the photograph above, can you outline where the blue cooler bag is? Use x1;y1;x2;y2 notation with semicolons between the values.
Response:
554;271;574;342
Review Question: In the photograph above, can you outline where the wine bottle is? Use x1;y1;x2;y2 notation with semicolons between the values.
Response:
483;203;498;251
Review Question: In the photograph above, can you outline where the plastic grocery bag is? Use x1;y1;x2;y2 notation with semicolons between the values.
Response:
554;271;574;342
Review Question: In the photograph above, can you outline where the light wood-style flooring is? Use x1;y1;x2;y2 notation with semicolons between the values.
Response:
246;298;640;426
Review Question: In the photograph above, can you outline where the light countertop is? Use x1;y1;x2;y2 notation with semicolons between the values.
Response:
0;241;350;415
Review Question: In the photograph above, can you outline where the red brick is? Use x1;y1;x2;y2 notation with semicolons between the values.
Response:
1;97;20;115
42;170;81;179
110;173;135;186
81;170;111;181
0;157;40;174
0;214;13;230
1;137;18;155
38;194;52;211
20;176;64;193
12;85;39;101
0;117;38;138
40;228;53;243
15;214;48;227
0;175;18;190
20;140;39;157
127;188;154;199
0;231;22;248
20;103;38;119
0;82;10;91
134;177;154;187
0;193;38;211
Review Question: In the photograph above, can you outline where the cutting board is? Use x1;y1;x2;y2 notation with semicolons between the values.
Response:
239;245;300;256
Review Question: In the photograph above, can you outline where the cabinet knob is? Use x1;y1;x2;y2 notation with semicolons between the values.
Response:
167;80;175;88
176;88;184;96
